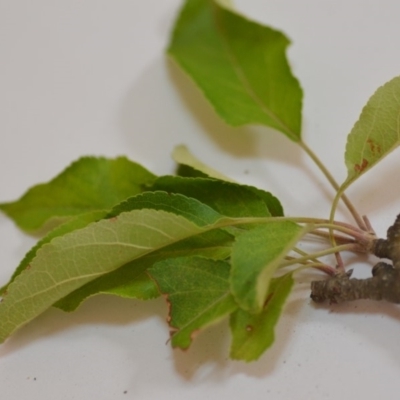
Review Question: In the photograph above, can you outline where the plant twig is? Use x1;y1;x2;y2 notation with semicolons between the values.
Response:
311;263;400;303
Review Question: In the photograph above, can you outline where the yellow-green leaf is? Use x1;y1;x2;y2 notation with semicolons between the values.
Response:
344;76;400;188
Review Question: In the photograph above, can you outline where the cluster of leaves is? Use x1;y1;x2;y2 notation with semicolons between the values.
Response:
1;0;400;362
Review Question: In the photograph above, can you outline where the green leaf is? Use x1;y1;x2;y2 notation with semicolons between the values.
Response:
168;0;302;140
151;175;283;218
55;191;235;311
54;229;234;312
149;256;238;349
171;146;284;217
0;210;108;296
3;190;224;306
230;221;306;313
230;273;294;361
108;190;222;226
244;186;284;217
0;208;233;342
0;156;156;234
54;263;158;311
344;76;400;188
172;145;235;182
1;184;265;342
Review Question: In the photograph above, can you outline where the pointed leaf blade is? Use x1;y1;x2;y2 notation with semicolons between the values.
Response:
0;156;156;234
344;76;400;187
168;0;302;140
149;256;238;349
230;273;294;361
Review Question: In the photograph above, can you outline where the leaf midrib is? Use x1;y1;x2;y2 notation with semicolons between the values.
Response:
212;2;298;140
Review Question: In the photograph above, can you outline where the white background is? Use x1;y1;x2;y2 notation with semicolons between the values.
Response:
1;1;400;399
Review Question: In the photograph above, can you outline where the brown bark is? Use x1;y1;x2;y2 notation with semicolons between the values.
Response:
311;263;400;304
311;214;400;304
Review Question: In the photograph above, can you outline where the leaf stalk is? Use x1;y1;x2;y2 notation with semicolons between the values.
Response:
280;243;356;268
299;141;367;231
